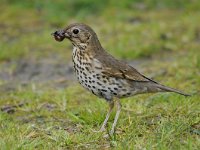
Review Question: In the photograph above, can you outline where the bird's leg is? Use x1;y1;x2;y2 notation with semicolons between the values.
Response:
110;99;121;135
99;101;114;132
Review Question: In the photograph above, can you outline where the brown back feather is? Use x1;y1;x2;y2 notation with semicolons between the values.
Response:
95;50;152;82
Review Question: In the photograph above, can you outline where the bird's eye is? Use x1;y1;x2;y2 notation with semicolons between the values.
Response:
73;29;79;34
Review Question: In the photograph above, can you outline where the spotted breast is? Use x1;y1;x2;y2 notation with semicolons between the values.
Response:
72;47;134;101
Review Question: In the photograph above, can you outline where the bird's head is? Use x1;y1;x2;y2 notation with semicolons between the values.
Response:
52;23;100;50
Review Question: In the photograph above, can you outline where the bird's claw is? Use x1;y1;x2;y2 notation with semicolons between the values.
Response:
91;127;106;133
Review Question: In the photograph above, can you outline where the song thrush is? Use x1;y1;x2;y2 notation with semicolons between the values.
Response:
52;23;190;135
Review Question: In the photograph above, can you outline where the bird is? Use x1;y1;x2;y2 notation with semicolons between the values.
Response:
52;23;190;135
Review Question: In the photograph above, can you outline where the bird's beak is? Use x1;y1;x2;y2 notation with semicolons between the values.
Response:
51;29;70;42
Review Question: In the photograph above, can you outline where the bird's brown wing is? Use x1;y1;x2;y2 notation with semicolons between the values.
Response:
102;65;149;81
94;50;191;96
97;52;154;82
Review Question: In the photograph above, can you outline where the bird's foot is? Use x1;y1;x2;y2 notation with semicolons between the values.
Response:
91;127;106;133
109;129;114;135
99;126;106;132
102;130;115;138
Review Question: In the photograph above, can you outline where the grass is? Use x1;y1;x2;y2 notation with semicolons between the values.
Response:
0;0;200;149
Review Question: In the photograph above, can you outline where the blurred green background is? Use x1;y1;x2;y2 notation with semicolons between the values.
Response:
1;0;200;60
0;0;199;149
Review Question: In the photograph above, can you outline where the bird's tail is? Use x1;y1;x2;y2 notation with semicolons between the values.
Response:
156;84;191;96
